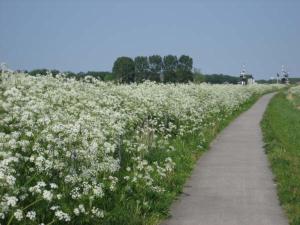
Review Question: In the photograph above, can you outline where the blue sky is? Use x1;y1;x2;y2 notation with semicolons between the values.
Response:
0;0;299;79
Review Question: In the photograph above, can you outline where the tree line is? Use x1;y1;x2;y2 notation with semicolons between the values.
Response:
112;55;193;83
256;78;300;84
203;74;239;84
12;54;257;84
17;68;241;84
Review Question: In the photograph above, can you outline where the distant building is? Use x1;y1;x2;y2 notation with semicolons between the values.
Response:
277;65;289;84
240;65;255;85
246;74;255;85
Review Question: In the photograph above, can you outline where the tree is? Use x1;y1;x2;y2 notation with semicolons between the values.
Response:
163;55;178;71
64;71;77;79
148;55;162;82
29;69;48;76
163;55;178;83
193;69;205;83
77;72;86;79
204;74;239;84
103;73;115;82
112;57;135;83
178;55;193;71
134;56;149;83
29;69;61;77
176;55;193;83
50;69;60;76
85;71;112;81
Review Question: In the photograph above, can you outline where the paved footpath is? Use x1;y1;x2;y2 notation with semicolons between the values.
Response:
162;93;288;225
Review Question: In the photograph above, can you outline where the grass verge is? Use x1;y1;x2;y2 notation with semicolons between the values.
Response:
101;95;262;225
144;94;262;225
261;91;300;225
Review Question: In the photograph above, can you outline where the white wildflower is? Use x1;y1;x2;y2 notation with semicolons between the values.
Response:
91;207;104;218
93;185;104;197
14;209;23;221
73;208;80;216
6;196;18;207
50;205;60;211
6;175;16;185
26;210;36;220
42;190;53;202
50;183;58;189
55;210;71;221
57;194;62;199
0;212;5;219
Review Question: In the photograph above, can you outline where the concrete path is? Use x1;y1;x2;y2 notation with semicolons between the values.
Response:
162;93;288;225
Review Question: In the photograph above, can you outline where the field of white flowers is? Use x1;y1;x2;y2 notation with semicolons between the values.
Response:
0;72;283;225
289;85;300;96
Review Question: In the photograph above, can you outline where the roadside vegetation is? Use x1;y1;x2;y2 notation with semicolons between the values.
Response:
261;86;300;225
0;72;283;225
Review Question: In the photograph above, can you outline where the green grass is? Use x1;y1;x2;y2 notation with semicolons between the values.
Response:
261;91;300;225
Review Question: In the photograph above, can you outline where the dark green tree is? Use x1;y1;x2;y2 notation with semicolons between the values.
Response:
148;55;162;82
77;72;86;79
29;69;48;76
85;71;112;80
134;56;149;83
50;69;60;76
103;73;115;82
176;55;193;82
178;55;193;71
193;69;205;83
64;71;77;79
112;57;135;83
204;74;239;84
163;55;178;71
163;55;178;83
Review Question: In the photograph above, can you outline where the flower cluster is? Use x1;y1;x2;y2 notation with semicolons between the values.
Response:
0;72;282;224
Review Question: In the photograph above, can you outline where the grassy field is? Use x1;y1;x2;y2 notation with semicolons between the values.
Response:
261;88;300;225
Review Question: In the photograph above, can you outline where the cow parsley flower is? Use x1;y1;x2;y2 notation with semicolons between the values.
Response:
14;209;23;221
55;210;71;221
91;207;104;218
6;175;16;185
73;208;80;216
42;190;53;202
6;196;18;207
26;210;36;220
